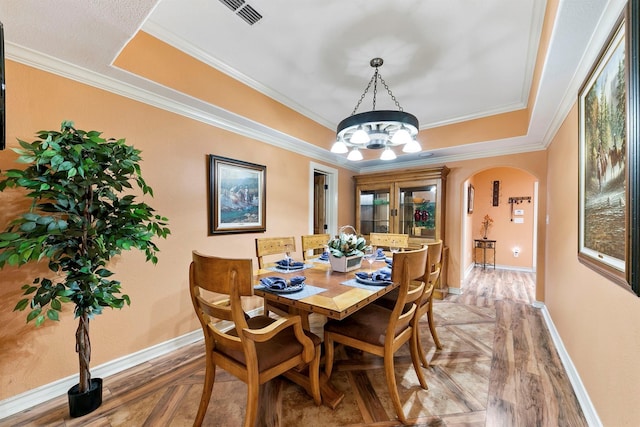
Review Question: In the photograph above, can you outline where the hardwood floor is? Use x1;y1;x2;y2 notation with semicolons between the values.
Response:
0;267;587;426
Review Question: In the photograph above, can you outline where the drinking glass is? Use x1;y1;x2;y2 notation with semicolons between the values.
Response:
284;243;293;273
364;246;376;274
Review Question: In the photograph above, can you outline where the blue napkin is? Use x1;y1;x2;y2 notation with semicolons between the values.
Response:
275;259;305;268
289;275;306;285
318;251;329;261
376;248;386;260
260;276;306;289
260;276;287;289
372;267;392;281
355;267;391;282
385;257;393;266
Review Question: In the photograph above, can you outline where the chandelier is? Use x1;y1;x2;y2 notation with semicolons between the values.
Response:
331;58;421;161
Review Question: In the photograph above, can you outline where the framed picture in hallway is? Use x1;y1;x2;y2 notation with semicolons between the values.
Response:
578;1;640;295
467;184;474;214
208;155;266;234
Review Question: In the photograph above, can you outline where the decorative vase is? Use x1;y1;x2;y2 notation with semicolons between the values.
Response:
68;377;103;418
414;209;421;222
421;210;428;221
329;253;363;272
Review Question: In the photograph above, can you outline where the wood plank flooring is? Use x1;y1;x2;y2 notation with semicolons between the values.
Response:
0;267;587;426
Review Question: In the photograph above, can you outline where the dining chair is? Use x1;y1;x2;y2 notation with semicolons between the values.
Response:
189;251;321;427
255;236;297;269
375;241;444;367
422;240;444;353
369;232;410;250
301;233;330;261
323;246;428;424
255;236;298;318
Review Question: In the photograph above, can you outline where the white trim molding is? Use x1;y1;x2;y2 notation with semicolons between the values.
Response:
0;330;203;417
537;303;602;427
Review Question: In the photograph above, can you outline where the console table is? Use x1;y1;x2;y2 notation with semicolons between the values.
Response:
474;239;496;270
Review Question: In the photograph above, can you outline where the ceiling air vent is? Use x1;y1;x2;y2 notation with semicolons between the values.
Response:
236;4;262;25
218;0;262;26
219;0;245;12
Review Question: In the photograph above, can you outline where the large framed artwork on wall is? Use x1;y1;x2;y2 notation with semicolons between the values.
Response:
578;0;640;295
208;155;266;235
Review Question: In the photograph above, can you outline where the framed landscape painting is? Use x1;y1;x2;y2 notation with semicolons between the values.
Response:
209;155;266;234
578;8;632;289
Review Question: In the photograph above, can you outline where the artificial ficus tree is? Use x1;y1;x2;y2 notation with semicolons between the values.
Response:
0;121;170;393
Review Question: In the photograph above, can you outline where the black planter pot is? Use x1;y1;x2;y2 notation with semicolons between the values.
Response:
68;377;103;418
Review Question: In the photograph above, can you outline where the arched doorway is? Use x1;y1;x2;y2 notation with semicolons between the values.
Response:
459;166;539;299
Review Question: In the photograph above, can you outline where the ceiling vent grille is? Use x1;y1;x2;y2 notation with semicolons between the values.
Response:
236;5;262;25
218;0;262;26
219;0;244;12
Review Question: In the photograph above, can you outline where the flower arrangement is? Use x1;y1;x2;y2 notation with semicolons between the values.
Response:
327;226;368;258
481;214;493;239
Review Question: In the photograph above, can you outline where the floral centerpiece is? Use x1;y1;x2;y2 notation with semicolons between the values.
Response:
327;226;368;272
481;214;493;239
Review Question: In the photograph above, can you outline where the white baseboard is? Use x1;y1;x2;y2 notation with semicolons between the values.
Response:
537;303;602;427
0;308;270;418
0;329;204;418
447;287;462;295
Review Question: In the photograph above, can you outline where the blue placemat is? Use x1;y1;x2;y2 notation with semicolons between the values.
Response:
267;263;314;273
254;283;327;300
341;278;393;292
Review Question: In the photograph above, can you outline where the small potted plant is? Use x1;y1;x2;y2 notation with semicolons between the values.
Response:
481;214;493;239
0;121;170;417
327;226;368;272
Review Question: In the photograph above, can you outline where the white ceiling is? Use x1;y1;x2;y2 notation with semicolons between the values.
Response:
0;0;625;171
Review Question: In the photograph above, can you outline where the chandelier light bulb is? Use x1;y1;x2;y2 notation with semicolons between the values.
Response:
402;139;422;153
391;127;412;145
350;127;370;145
380;147;397;161
330;139;349;154
347;148;363;161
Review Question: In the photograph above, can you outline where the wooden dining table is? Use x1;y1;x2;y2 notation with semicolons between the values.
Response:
253;257;397;408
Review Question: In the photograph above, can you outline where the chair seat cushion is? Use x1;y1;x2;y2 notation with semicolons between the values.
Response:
374;282;428;311
216;315;321;373
324;304;396;346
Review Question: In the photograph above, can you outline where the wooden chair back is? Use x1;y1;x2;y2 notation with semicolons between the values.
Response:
301;233;330;260
369;232;409;249
189;251;321;426
389;246;428;333
427;240;443;272
255;236;296;268
189;252;253;350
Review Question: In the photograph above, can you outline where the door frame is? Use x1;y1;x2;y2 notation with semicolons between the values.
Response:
309;162;338;236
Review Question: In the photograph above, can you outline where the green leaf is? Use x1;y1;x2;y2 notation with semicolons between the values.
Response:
51;299;62;311
96;269;114;277
8;253;21;266
26;308;42;323
0;232;20;241
14;299;29;311
46;309;59;321
20;221;37;232
35;315;46;327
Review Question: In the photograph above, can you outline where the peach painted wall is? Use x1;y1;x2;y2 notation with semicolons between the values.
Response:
547;103;640;426
0;60;355;399
470;168;536;270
